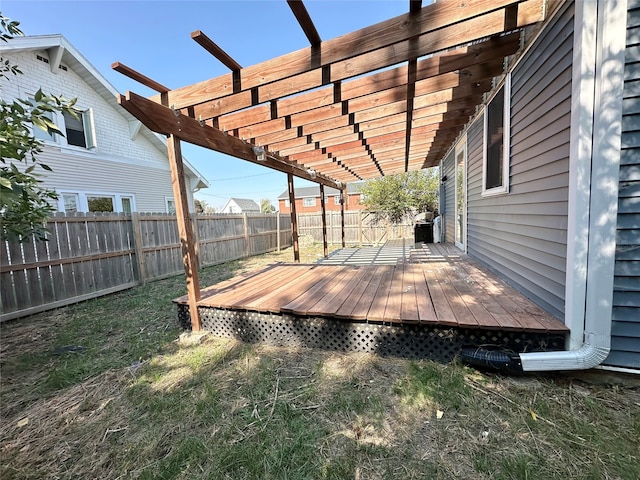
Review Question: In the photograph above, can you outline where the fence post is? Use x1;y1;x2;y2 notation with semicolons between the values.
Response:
243;213;250;257
276;213;281;252
358;211;363;245
190;214;201;270
130;212;146;284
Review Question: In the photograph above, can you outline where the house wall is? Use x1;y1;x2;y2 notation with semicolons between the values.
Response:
467;2;573;320
608;1;640;369
441;2;573;319
3;48;196;212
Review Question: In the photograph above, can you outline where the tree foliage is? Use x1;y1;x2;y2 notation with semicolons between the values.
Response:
1;14;77;242
260;198;275;213
360;168;439;225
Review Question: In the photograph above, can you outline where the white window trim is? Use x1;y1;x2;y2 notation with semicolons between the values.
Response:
482;73;511;197
454;134;467;253
165;196;176;214
57;190;136;213
302;197;316;207
61;106;97;151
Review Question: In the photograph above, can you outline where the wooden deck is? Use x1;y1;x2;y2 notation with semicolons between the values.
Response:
175;243;568;334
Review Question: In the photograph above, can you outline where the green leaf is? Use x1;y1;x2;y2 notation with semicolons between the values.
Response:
40;163;52;171
0;177;12;189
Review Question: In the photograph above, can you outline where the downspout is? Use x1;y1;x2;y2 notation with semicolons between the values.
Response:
519;0;626;372
463;0;626;372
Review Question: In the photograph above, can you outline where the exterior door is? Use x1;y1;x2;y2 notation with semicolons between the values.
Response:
455;137;466;251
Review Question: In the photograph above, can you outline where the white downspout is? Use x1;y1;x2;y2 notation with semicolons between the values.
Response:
519;0;626;372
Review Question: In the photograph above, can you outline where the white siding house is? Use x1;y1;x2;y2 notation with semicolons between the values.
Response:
1;34;208;213
220;198;260;214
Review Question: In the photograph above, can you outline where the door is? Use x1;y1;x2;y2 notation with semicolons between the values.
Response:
455;136;466;251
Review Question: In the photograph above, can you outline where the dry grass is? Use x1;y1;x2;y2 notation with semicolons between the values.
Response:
1;244;639;479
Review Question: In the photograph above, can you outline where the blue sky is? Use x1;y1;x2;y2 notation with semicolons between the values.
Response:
2;0;411;211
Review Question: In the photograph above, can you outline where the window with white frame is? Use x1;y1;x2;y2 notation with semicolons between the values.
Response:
63;108;96;149
62;193;79;213
334;195;340;205
303;197;316;207
284;199;290;208
87;195;115;212
166;198;176;214
483;74;510;196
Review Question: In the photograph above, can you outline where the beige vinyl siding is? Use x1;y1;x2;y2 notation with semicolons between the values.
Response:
607;0;640;369
464;2;574;320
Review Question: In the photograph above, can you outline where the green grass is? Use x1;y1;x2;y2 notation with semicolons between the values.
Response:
1;244;639;479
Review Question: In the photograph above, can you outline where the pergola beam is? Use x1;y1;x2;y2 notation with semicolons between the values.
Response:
111;61;170;94
191;30;243;71
287;0;322;47
117;91;341;189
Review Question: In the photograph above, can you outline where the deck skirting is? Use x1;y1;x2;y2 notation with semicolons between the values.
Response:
177;305;565;362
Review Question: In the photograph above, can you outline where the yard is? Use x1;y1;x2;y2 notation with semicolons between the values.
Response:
1;245;639;479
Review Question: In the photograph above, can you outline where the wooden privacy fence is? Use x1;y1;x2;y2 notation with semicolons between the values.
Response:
297;211;414;245
0;212;292;321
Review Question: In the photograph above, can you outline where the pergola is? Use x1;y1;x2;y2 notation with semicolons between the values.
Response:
114;0;545;330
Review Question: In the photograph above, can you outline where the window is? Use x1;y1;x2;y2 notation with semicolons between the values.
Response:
483;74;510;196
284;199;290;208
88;195;114;212
62;193;79;213
121;197;133;214
63;108;96;149
166;198;176;214
359;193;365;203
29;96;56;142
303;197;316;207
334;195;340;205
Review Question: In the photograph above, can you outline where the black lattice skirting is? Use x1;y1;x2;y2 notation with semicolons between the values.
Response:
177;305;565;362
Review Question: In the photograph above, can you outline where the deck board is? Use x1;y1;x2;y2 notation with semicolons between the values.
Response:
175;243;568;334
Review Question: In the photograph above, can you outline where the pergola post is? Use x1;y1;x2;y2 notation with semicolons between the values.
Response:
287;172;300;263
167;134;201;331
340;188;346;248
319;184;328;258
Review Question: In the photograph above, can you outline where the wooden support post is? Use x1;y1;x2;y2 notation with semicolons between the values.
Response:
287;172;300;263
167;135;201;331
340;188;346;248
130;212;146;284
319;184;328;258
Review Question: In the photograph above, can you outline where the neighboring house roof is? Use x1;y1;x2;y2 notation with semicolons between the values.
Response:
222;198;260;212
277;182;365;200
3;34;209;190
